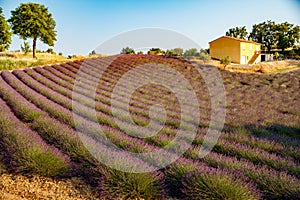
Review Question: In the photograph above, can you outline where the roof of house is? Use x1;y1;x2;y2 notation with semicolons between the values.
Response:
209;36;261;45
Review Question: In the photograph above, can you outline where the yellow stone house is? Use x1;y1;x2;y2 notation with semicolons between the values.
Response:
209;36;261;64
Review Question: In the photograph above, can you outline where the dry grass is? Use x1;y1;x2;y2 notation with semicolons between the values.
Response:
0;52;93;71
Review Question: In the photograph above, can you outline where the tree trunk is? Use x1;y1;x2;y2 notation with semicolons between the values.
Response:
33;37;37;58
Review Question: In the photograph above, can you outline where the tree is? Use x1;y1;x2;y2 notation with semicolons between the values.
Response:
20;41;31;54
121;47;135;54
0;7;12;52
220;56;231;68
250;20;276;53
169;48;183;56
147;48;165;55
165;48;183;57
276;22;300;53
183;48;199;57
8;3;56;58
46;48;55;54
226;26;248;39
89;50;96;55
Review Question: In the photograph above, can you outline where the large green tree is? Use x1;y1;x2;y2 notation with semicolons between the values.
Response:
8;3;56;58
276;22;300;53
0;7;12;52
225;26;248;40
250;20;277;53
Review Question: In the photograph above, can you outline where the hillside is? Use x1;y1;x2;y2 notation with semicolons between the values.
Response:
0;54;299;199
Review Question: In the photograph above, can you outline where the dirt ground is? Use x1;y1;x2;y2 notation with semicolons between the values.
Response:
214;59;300;73
0;164;99;200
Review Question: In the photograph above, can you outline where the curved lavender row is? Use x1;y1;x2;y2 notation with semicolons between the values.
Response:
16;66;300;176
0;73;166;198
45;61;204;126
197;152;300;199
70;58;199;111
0;74;94;164
41;64;184;120
7;68;300;178
23;69;171;131
0;71;158;171
14;69;177;138
25;67;295;169
51;60;192;115
1;70;179;168
0;97;71;176
192;130;300;177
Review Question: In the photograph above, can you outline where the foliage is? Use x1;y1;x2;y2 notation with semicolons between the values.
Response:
46;48;55;54
220;56;231;67
8;3;56;58
199;51;211;63
147;47;165;55
274;52;279;60
120;46;135;54
183;48;199;57
166;48;184;57
226;26;248;39
100;168;165;199
58;52;63;56
182;169;260;200
276;22;300;52
0;7;12;51
89;50;96;55
250;20;277;53
20;41;31;54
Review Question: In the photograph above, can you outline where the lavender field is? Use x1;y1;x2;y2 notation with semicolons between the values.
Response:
0;54;299;199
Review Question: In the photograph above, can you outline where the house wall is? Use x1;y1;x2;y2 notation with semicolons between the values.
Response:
209;37;261;64
240;42;261;64
209;37;241;63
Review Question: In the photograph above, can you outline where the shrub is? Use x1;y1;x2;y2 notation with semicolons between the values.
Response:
100;168;165;199
165;159;199;197
274;52;279;60
199;51;211;63
182;169;260;200
220;56;231;67
20;41;31;54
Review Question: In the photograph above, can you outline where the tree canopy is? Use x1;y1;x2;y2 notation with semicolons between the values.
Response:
147;48;165;55
120;47;135;54
276;22;300;52
250;20;277;53
0;7;12;52
225;26;248;40
8;3;56;58
183;48;199;57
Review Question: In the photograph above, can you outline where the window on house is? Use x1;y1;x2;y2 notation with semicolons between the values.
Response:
256;46;259;51
242;44;246;50
250;44;252;51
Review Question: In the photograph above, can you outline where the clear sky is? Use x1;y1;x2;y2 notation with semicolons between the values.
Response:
0;0;300;56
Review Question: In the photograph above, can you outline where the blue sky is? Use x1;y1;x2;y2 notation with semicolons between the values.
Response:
0;0;300;56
